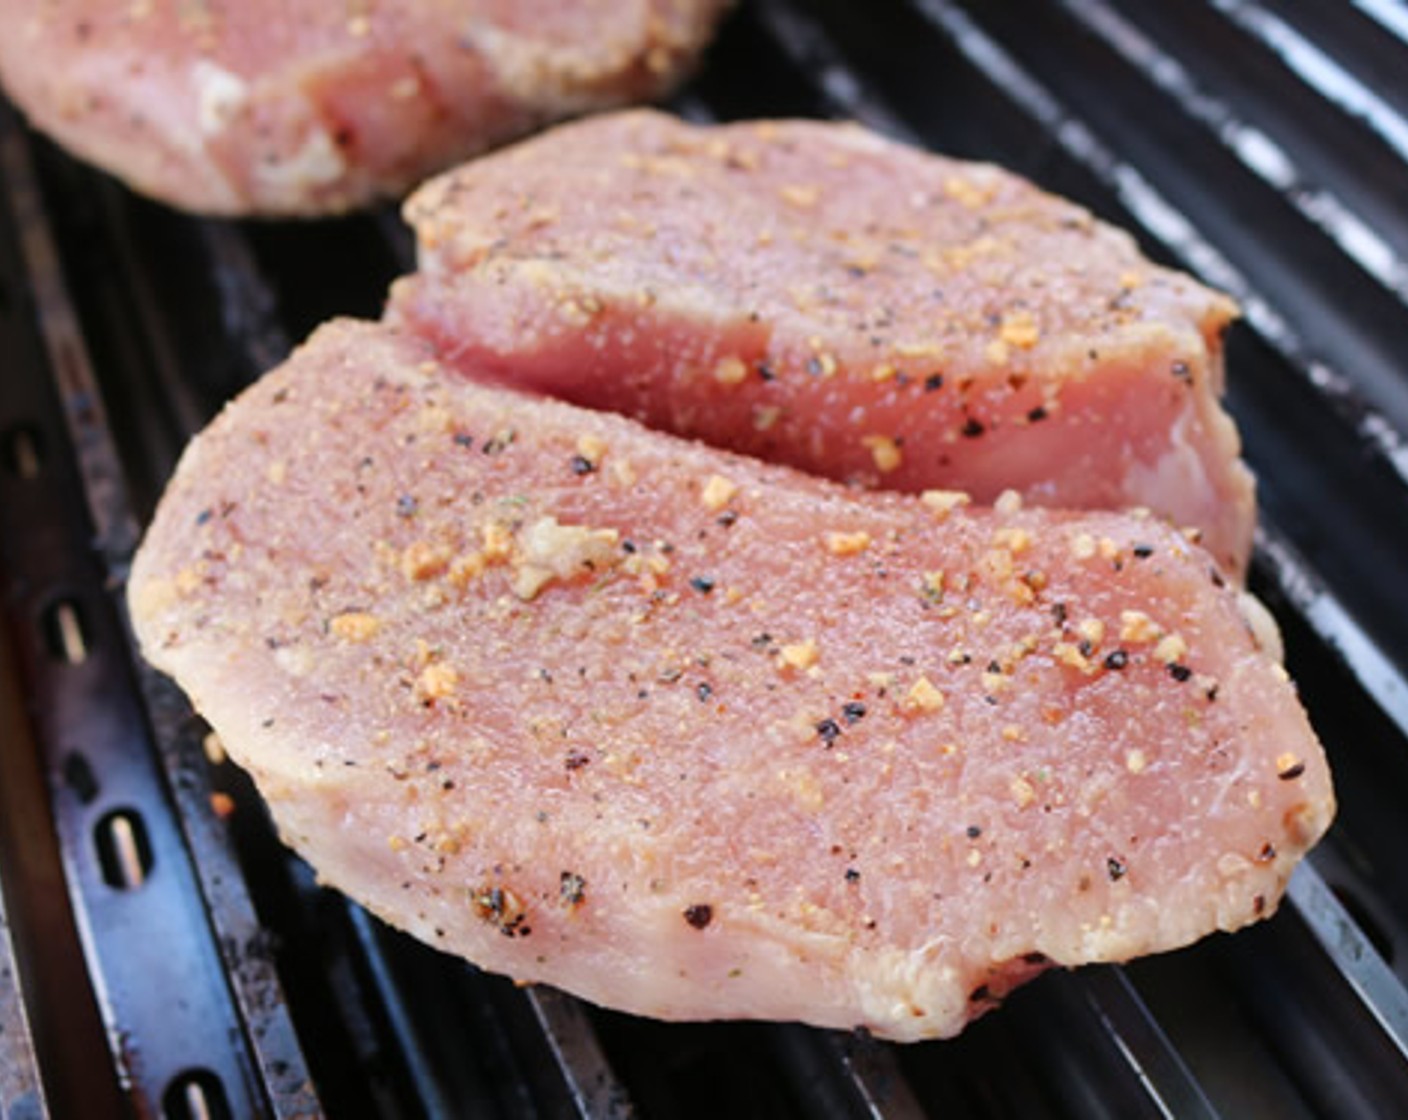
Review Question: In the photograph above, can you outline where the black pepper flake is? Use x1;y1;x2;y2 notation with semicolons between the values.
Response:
965;825;982;839
453;432;474;448
924;373;944;392
1052;602;1068;626
756;361;776;382
696;682;713;702
1104;650;1129;671
717;510;739;528
396;494;418;518
842;701;867;725
1278;760;1306;781
569;454;596;476
689;575;716;594
1027;406;1047;423
482;431;516;455
683;904;713;929
1167;663;1192;682
560;871;586;906
565;751;591;772
1132;543;1154;558
986;660;1002;675
195;508;213;526
961;417;986;438
1107;857;1127;881
845;868;861;883
815;718;842;746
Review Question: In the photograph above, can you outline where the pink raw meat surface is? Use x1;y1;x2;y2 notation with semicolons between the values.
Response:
129;319;1331;1041
0;2;730;215
392;110;1255;578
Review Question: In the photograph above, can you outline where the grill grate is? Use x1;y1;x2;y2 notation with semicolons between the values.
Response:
3;1;1408;1116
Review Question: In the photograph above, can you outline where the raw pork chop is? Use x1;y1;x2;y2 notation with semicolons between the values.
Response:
391;110;1255;577
129;319;1331;1041
0;2;729;215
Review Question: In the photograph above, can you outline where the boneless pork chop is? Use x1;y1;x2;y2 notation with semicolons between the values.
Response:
391;110;1255;578
129;319;1331;1041
0;2;729;215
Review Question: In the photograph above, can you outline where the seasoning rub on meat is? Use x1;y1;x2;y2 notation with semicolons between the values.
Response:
0;2;730;215
392;110;1255;578
128;320;1332;1041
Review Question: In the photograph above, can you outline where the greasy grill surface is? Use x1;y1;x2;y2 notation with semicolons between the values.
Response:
2;1;1408;1116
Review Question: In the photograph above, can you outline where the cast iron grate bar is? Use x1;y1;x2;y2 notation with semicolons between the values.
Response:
0;888;46;1120
1255;522;1408;740
0;107;321;1116
0;108;138;569
1215;0;1408;166
1060;0;1408;306
525;988;638;1119
1069;968;1221;1120
814;1029;928;1120
0;268;266;1111
1353;0;1408;48
1288;862;1408;1063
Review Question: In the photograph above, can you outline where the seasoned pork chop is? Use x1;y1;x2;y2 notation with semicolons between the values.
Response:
392;110;1254;577
0;2;729;215
129;320;1330;1041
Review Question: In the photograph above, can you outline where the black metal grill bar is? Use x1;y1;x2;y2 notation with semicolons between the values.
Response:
1256;523;1408;740
525;988;637;1119
1061;0;1408;306
808;1029;928;1120
0;108;321;1116
0;304;267;1109
1287;863;1408;1062
1353;0;1408;48
1217;0;1408;166
0;887;46;1120
1069;968;1221;1120
0;110;139;568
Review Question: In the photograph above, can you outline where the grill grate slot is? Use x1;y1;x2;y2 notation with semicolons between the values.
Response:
3;1;1408;1116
